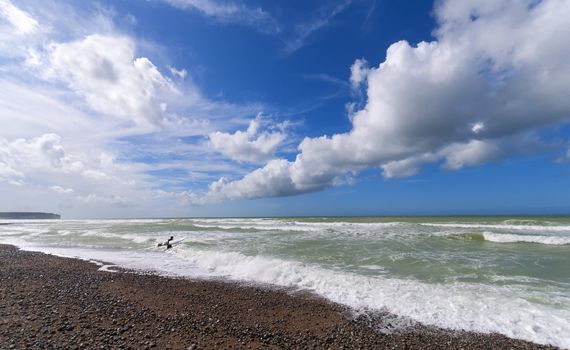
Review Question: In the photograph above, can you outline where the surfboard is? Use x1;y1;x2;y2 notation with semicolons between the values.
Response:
158;237;187;248
169;237;186;247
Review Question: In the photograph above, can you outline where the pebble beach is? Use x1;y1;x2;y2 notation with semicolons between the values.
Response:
0;244;558;349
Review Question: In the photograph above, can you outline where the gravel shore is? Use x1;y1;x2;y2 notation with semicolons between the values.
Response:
0;244;558;349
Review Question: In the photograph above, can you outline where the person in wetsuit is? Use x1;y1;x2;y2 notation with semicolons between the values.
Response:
158;236;174;249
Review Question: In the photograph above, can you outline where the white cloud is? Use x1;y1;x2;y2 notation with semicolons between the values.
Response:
284;0;352;53
442;140;500;171
189;159;297;204
49;185;74;194
1;134;67;172
193;0;570;203
44;34;175;127
471;122;485;134
0;133;104;182
350;58;369;90
78;193;129;205
0;162;23;184
0;0;38;34
0;0;39;60
0;131;155;214
0;1;119;63
209;115;285;163
162;0;279;33
168;65;188;79
381;153;438;179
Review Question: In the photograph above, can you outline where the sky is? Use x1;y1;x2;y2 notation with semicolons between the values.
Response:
1;0;570;218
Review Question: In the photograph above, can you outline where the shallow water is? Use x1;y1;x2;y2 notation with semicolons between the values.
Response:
1;216;569;348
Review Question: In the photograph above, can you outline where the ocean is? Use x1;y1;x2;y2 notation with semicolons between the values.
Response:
1;216;569;348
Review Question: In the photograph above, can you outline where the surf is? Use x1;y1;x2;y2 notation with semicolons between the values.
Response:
482;232;570;245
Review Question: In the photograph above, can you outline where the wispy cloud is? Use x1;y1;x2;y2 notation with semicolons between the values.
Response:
301;73;350;89
159;0;280;33
159;0;353;53
283;0;352;53
0;0;38;34
361;0;376;31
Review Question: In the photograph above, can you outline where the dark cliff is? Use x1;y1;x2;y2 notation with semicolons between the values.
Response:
0;212;61;220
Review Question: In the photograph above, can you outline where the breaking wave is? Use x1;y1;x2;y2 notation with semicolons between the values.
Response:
482;232;570;245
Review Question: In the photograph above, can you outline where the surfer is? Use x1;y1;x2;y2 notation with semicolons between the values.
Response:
158;236;174;249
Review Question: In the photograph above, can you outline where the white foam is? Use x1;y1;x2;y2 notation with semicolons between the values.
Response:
0;224;50;236
421;222;570;232
190;220;407;235
360;264;385;271
483;232;570;245
98;264;120;273
6;242;205;278
192;223;324;232
191;218;399;226
171;247;570;348
80;231;155;244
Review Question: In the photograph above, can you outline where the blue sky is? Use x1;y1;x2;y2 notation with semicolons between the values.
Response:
0;0;569;218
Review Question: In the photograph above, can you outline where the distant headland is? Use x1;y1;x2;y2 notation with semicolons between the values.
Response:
0;212;61;220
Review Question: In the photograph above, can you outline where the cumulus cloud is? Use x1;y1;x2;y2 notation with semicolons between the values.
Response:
193;0;570;203
0;133;144;195
381;139;505;179
381;153;438;179
442;140;500;171
0;131;150;213
1;134;69;175
209;115;286;163
43;34;175;126
349;58;369;90
188;159;297;204
0;163;23;185
0;134;101;182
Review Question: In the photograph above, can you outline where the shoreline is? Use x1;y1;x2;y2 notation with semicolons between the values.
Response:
0;244;558;349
